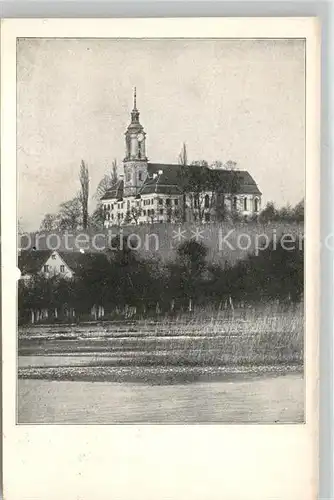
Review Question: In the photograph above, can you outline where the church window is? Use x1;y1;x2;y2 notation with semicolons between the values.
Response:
254;198;259;212
244;198;248;211
138;172;142;181
126;172;131;182
204;194;210;209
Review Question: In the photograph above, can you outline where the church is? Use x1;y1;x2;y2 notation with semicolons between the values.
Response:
101;90;262;226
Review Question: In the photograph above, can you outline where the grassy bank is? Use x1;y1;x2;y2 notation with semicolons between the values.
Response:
18;303;304;383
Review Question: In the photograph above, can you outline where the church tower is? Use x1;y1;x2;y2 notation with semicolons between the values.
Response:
123;88;148;197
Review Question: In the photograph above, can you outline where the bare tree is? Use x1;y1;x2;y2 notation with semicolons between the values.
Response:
178;142;187;167
177;142;189;222
95;159;119;200
79;160;89;230
111;158;118;185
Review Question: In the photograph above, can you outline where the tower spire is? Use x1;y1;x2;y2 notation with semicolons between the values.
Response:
131;87;139;123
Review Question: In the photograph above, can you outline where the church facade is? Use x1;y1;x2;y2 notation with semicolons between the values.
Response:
101;90;262;226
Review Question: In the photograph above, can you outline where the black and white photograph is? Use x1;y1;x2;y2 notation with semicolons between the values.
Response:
17;36;306;424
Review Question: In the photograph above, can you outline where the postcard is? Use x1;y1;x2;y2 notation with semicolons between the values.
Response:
1;17;320;500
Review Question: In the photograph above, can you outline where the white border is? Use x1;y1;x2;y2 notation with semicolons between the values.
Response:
1;18;320;500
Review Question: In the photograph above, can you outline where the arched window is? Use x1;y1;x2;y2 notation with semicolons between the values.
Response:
138;172;142;182
107;204;110;210
233;197;238;210
204;194;210;209
254;198;259;212
244;198;248;211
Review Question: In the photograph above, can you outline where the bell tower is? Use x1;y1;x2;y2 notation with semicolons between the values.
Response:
123;88;148;197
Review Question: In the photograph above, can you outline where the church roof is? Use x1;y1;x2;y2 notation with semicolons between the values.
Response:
100;179;124;200
100;163;261;200
142;163;262;196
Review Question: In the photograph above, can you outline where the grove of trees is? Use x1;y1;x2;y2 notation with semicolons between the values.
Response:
18;234;304;324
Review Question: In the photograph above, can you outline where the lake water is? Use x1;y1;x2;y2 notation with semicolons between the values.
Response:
18;373;304;424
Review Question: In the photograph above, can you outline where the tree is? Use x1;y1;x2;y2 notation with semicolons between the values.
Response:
177;143;188;222
125;207;141;225
90;204;105;230
258;201;278;224
293;199;304;222
94;159;119;200
190;160;209;167
224;160;237;170
167;240;209;307
58;197;82;231
40;213;59;232
79;160;89;230
210;160;224;169
111;159;118;185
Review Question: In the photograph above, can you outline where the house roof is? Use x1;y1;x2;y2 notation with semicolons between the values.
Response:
57;251;109;274
18;250;109;277
100;163;261;201
18;250;52;275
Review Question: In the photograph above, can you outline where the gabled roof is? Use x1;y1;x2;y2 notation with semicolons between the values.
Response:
18;250;110;277
139;164;183;195
211;169;262;195
100;179;124;201
57;251;109;274
18;250;52;275
144;163;262;196
100;162;261;200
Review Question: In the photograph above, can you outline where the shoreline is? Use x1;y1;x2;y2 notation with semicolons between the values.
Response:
18;363;303;384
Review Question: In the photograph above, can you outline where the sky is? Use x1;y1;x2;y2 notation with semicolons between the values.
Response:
17;38;305;232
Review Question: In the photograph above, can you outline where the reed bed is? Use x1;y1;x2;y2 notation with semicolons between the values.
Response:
19;302;304;368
